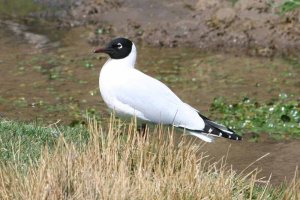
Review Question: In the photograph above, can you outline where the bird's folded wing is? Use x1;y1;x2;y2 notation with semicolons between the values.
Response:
113;69;205;130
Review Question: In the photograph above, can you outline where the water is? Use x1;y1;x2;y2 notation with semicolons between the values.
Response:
0;22;299;185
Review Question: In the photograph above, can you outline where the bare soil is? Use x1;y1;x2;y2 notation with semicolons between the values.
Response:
54;0;300;56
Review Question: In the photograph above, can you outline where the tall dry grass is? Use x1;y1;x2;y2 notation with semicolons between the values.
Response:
0;117;299;199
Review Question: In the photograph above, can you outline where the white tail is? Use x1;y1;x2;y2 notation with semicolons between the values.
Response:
189;131;215;143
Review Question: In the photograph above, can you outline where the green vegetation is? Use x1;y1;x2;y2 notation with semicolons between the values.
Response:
0;118;299;199
228;0;239;6
0;119;89;164
283;56;300;68
227;0;300;13
0;0;42;17
211;94;300;140
280;0;300;13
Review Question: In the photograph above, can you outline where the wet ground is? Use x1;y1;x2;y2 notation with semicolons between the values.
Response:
0;20;299;185
201;137;300;186
57;0;300;56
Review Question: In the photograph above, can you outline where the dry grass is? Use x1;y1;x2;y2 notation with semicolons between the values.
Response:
0;117;299;199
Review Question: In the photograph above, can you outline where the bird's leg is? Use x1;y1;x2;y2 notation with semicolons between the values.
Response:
137;123;148;138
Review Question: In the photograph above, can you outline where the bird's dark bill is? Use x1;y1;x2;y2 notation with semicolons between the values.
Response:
93;48;106;53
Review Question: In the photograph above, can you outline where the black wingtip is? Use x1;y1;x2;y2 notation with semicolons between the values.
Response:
198;113;242;141
219;132;242;141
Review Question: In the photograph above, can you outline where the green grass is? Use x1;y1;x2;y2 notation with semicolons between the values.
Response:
0;117;299;199
0;119;89;164
210;93;300;140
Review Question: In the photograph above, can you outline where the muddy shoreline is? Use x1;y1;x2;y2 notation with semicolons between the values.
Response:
39;0;300;57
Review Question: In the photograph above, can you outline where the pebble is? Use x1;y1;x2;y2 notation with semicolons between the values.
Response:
215;7;236;24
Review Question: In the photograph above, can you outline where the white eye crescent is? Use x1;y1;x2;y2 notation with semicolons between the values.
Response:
117;43;122;49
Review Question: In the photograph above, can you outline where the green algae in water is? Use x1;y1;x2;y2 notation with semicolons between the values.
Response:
210;93;300;139
0;0;42;17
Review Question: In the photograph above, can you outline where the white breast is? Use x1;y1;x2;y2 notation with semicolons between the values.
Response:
99;44;147;119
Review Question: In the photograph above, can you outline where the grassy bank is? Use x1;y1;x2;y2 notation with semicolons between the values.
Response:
0;117;299;199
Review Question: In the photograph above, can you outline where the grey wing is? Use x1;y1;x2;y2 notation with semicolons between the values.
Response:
114;69;205;130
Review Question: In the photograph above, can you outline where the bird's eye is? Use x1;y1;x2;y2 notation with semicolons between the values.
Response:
117;43;122;49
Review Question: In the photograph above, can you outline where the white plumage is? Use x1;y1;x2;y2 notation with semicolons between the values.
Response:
96;38;241;143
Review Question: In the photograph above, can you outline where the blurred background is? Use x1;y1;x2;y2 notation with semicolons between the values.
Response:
0;0;299;185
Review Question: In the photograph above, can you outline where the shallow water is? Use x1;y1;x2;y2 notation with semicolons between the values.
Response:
0;22;299;185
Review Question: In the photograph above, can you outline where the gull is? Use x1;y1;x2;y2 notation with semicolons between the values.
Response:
94;37;242;142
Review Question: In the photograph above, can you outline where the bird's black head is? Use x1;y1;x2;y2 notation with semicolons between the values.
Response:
94;37;133;59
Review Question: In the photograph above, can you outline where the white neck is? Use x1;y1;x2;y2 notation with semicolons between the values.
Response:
105;43;137;68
